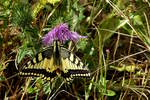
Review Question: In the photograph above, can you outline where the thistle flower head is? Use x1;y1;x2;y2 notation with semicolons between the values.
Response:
42;23;87;45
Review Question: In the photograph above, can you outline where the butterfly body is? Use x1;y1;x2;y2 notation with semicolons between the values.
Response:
19;41;90;81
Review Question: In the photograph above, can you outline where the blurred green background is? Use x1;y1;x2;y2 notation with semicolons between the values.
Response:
0;0;150;100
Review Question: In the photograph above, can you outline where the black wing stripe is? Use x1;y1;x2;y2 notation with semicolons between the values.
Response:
20;69;57;78
62;70;90;78
69;70;90;74
30;60;34;65
76;61;81;68
35;54;39;63
72;55;76;64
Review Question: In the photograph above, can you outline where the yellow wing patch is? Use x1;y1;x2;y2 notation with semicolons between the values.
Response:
43;57;57;73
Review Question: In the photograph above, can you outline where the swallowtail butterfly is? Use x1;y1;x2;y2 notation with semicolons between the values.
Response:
19;41;90;81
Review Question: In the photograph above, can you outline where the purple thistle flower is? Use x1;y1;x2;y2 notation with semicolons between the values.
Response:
42;23;87;45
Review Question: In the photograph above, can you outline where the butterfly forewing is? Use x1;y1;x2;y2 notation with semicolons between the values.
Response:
19;47;57;80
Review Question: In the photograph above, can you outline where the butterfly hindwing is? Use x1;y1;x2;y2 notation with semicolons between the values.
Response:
60;48;90;81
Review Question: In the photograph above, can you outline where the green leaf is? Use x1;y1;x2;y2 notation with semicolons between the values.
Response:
76;39;88;51
105;90;116;96
43;83;51;94
133;15;143;25
98;14;120;42
0;76;5;81
47;0;60;5
17;46;33;64
110;65;136;72
94;14;121;48
32;0;60;18
27;86;36;94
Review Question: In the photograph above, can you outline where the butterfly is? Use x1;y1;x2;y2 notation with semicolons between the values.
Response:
19;40;90;81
